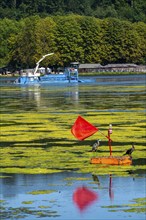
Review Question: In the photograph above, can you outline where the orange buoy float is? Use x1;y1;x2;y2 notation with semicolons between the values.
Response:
90;156;132;165
90;124;132;166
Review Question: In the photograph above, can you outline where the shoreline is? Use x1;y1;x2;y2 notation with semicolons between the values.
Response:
0;71;146;78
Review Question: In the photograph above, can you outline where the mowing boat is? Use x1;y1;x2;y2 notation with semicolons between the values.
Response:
90;156;132;165
14;68;81;85
14;53;82;85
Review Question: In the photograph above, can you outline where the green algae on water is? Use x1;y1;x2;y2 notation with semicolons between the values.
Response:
27;190;56;195
101;197;146;213
0;84;145;176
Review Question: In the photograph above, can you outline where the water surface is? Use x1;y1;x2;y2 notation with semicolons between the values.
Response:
0;74;146;219
0;172;145;220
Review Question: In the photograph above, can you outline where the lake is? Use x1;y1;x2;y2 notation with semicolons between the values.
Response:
0;74;146;219
0;172;145;220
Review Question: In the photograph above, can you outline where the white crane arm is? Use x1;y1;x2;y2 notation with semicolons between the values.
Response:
34;53;54;75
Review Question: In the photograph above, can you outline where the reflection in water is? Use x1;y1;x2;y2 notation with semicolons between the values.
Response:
21;85;41;108
0;173;145;220
0;74;145;219
92;174;114;200
109;174;114;201
92;173;137;202
92;174;100;187
64;85;79;105
72;174;114;211
0;74;145;114
73;186;98;211
20;85;79;110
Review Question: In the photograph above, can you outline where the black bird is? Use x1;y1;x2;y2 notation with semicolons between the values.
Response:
92;139;100;152
123;144;135;156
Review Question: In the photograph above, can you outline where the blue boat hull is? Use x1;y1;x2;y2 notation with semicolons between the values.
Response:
14;74;81;85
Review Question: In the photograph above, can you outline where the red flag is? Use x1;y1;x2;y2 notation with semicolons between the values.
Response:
71;116;98;140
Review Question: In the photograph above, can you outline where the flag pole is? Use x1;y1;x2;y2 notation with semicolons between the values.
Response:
98;130;112;141
98;125;113;156
108;124;112;156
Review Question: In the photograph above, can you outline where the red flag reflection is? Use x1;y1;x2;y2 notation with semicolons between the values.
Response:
73;186;98;211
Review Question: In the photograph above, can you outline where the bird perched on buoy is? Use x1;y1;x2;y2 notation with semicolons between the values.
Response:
123;144;135;156
92;139;101;152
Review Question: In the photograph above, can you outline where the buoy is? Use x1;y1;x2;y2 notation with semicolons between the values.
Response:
90;156;132;165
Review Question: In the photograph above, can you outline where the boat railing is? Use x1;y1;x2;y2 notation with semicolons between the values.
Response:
64;68;79;81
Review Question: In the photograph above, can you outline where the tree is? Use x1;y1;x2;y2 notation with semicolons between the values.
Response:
78;16;103;63
34;17;57;66
8;15;57;68
0;18;20;67
1;15;146;68
133;22;146;64
0;0;146;22
100;18;145;64
9;16;41;68
54;15;84;65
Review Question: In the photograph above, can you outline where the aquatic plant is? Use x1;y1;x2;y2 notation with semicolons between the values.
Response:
101;197;146;213
0;84;145;176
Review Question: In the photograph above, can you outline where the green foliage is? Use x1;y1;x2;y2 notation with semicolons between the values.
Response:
0;15;146;68
11;16;41;68
53;15;84;65
0;0;146;23
0;18;20;66
100;18;146;64
27;190;56;195
78;16;102;63
133;22;146;64
31;16;57;66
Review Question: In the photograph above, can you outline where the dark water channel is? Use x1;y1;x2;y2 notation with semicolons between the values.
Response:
0;74;146;219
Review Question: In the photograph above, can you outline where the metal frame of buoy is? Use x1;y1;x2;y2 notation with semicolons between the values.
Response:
90;124;132;165
108;124;112;156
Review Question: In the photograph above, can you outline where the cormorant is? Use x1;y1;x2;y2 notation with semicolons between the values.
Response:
123;144;135;156
92;139;100;152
